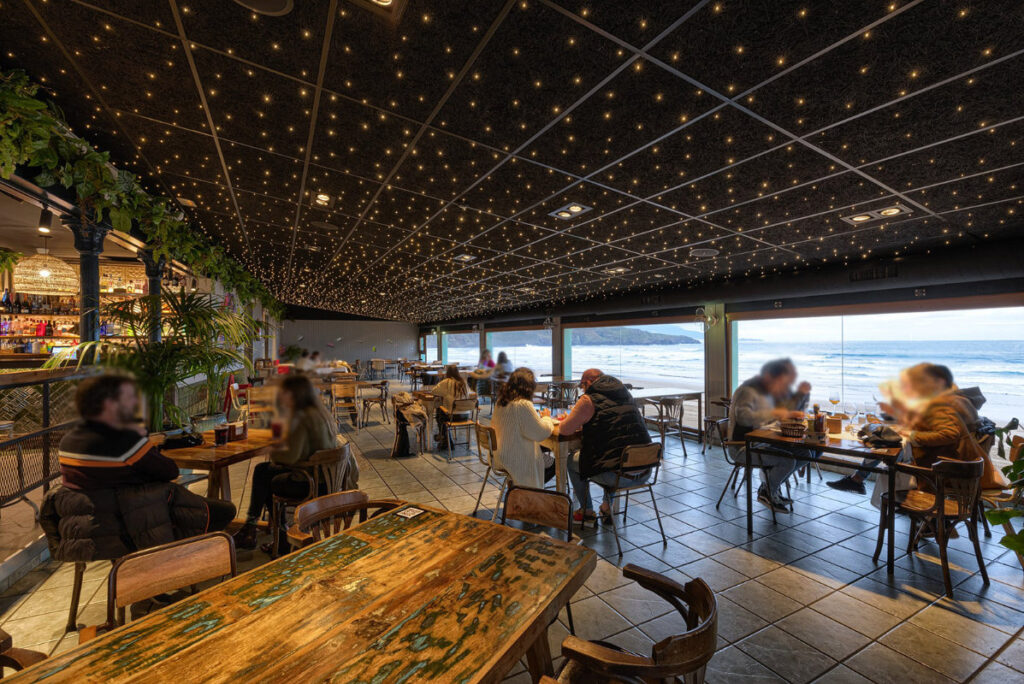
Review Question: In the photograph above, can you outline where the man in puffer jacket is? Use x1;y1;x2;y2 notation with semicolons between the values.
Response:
41;374;235;563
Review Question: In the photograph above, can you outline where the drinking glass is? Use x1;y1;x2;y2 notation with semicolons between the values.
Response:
828;392;841;411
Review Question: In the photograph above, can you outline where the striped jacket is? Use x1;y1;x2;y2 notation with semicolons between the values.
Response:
58;420;180;491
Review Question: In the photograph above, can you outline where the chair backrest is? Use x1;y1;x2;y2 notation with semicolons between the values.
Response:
475;423;498;467
451;397;478;415
303;443;351;493
293;490;369;542
108;532;236;626
371;359;386;370
332;382;357;401
622;443;662;472
621;565;717;676
933;458;985;520
501;486;573;543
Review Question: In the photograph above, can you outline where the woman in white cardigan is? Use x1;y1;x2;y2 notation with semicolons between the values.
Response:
491;367;556;489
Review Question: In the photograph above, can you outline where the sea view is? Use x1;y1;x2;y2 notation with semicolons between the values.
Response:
446;339;1023;424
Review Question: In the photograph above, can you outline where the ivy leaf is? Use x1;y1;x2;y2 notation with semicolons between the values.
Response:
998;531;1024;555
985;509;1024;525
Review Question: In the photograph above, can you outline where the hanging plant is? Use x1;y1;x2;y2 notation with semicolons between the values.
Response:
0;68;283;320
0;248;21;276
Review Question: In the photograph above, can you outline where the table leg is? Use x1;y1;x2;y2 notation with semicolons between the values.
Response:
220;468;232;501
887;462;895;575
524;627;554;682
207;469;221;500
697;395;703;446
745;439;753;536
555;443;567;494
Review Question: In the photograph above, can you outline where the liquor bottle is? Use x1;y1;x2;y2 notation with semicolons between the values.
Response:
1;289;8;312
45;320;53;336
812;404;825;435
20;294;28;315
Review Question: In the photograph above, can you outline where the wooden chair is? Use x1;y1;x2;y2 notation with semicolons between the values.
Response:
601;443;667;556
286;491;403;550
441;397;479;461
472;423;511;519
980;435;1023;569
500;486;576;635
701;397;731;454
331;382;360;433
0;628;46;675
873;458;988;598
269;444;353;558
533;383;550;409
712;418;787;525
370;358;387;380
80;532;236;642
556;565;717;684
361;381;390;426
641;396;687;458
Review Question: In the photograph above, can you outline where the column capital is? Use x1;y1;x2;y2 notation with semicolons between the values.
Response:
64;218;110;256
139;249;166;279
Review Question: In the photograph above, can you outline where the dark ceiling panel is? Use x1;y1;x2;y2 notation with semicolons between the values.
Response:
1;1;1021;322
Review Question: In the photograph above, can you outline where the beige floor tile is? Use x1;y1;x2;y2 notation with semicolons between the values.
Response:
775;607;870;661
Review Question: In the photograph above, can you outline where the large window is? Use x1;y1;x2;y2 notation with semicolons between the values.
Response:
732;306;1024;423
443;332;479;366
487;329;552;377
421;333;438;362
565;322;705;391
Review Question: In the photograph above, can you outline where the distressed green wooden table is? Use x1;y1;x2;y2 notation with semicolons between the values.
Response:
12;504;595;683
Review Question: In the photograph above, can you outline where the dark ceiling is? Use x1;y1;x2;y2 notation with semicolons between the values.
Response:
2;0;1022;323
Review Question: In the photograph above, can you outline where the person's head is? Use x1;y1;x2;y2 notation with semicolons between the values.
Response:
480;349;492;361
496;351;509;365
758;359;792;397
300;349;310;359
900;363;954;399
445;364;468;398
76;375;138;426
579;368;603;392
279;374;321;413
778;358;798;386
310;351;320;360
497;367;536;407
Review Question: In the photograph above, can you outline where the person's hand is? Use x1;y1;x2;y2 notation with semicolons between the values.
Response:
539;408;551;417
797;381;811;394
787;410;806;420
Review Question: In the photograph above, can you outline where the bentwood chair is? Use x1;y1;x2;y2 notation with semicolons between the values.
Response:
472;423;511;519
600;443;668;556
701;397;731;454
269;444;353;558
442;397;479;461
642;396;688;458
361;380;390;426
500;486;576;635
712;418;788;525
331;382;360;433
0;629;46;675
370;359;387;380
556;565;717;684
286;491;403;550
873;458;988;598
80;532;236;642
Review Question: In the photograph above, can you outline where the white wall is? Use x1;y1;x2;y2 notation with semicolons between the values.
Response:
278;319;418;363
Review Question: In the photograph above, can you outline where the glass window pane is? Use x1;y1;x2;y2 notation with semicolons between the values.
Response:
567;323;704;391
488;329;552;377
444;332;479;366
422;334;437;362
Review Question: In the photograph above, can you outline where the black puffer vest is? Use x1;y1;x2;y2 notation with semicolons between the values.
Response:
579;375;651;478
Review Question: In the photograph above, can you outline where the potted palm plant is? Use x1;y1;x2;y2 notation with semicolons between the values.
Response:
47;288;258;433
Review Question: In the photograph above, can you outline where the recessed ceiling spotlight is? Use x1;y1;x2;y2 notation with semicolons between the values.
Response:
690;248;720;258
176;197;197;208
231;0;293;16
605;266;630;274
850;214;872;222
550;202;592;220
454;253;477;262
840;204;912;225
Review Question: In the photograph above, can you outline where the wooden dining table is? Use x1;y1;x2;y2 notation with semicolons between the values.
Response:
542;423;581;494
163;429;278;501
10;504;595;683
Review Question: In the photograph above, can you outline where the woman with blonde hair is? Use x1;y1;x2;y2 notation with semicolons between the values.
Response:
491;367;556;488
893;363;980;468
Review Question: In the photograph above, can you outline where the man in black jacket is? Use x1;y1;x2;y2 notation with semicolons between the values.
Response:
57;375;235;529
563;369;652;522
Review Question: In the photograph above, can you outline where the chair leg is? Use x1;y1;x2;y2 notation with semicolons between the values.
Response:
979;503;992;538
733;469;748;499
472;466;491;517
608;505;623;557
936;517;954;598
623;490;630;520
565;602;576;636
648;486;667;546
680;430;688;459
716;466;739;509
494;478;509;522
65;562;86;632
872;497;888;563
813;462;823;481
907;516;919;554
269;499;281;560
969;516;990;586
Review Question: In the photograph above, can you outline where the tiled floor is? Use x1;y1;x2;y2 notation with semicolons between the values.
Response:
1;385;1022;682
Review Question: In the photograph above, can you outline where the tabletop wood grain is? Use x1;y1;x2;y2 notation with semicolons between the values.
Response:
12;505;595;683
162;429;278;470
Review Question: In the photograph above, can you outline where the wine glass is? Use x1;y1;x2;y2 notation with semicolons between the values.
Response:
828;392;841;412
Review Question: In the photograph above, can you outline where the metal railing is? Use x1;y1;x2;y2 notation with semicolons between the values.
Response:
0;421;74;518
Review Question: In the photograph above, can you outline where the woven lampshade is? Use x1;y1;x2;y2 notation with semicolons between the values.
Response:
13;249;79;296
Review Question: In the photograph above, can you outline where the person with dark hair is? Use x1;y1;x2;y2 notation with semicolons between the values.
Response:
494;351;513;377
295;349;313;372
234;374;342;550
562;369;652;522
491;367;556;488
55;374;236;533
828;362;978;494
728;358;811;513
433;365;469;448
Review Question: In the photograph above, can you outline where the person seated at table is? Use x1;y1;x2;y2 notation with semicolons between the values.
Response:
295;349;314;372
492;367;556;488
309;350;322;367
479;349;496;370
234;374;341;551
562;368;652;523
470;349;497;396
827;363;980;494
494;351;513;377
779;358;812;412
729;359;810;513
55;374;236;531
432;364;470;448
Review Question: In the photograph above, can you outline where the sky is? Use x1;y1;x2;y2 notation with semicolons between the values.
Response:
734;306;1024;342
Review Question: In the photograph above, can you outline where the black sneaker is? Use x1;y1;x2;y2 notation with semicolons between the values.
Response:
826;476;866;495
757;486;790;513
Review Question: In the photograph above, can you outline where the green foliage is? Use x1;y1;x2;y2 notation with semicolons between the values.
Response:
280;344;303;363
0;68;283;319
984;448;1024;555
45;288;258;431
0;248;20;276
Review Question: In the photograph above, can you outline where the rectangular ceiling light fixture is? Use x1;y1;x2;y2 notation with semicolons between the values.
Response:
312;192;336;210
549;202;592;220
840;203;912;225
454;253;477;262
